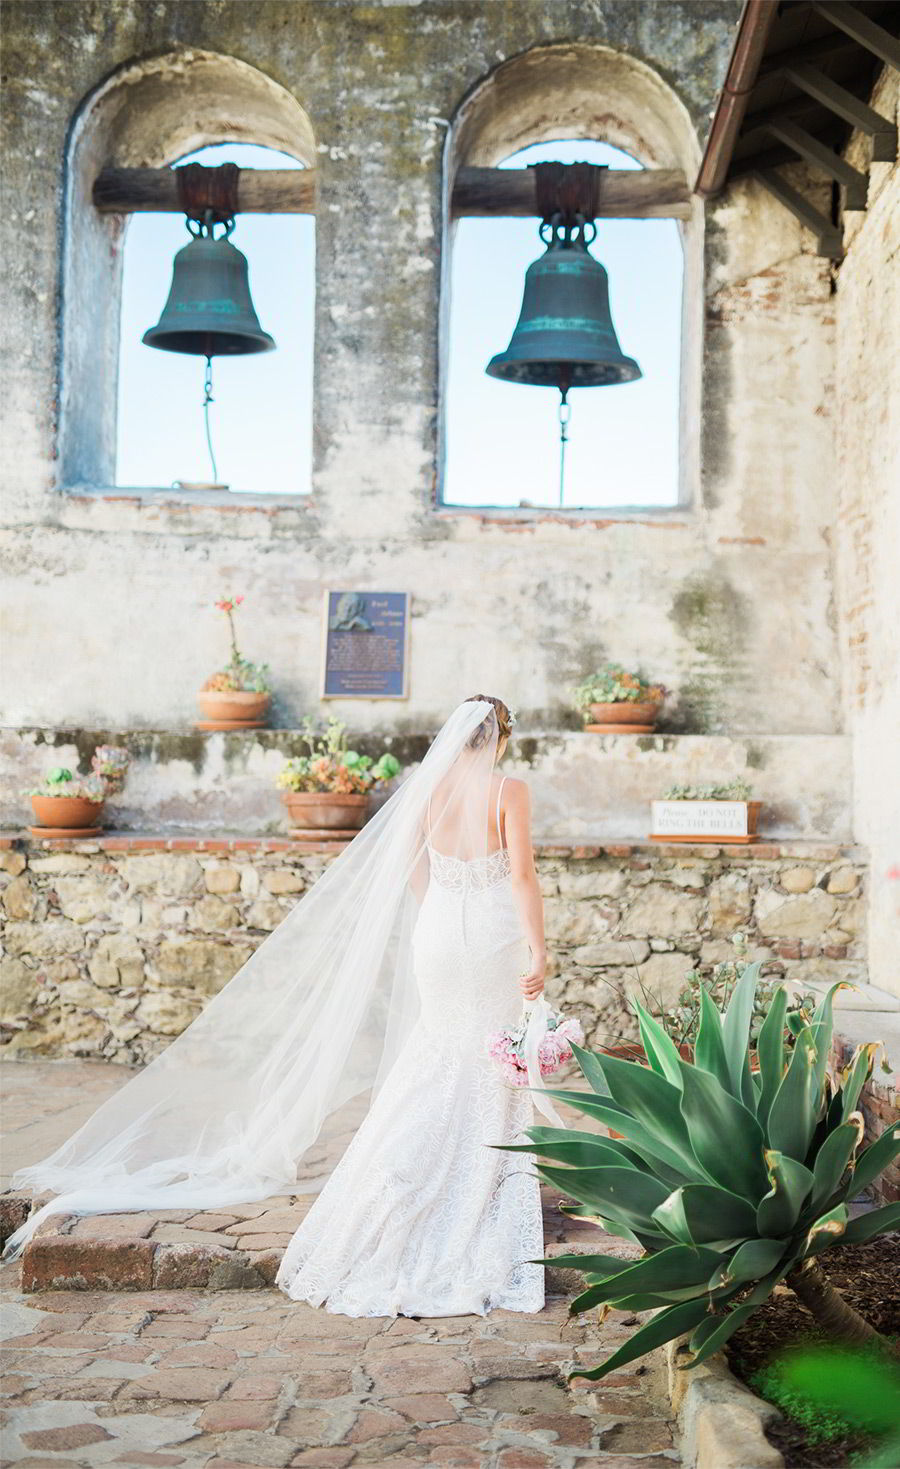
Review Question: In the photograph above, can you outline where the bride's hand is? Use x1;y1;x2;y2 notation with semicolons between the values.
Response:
520;953;546;1002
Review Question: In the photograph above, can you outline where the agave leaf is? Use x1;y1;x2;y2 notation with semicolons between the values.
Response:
809;984;851;1097
533;1251;637;1274
756;985;788;1128
721;959;761;1107
505;1137;648;1171
802;1201;849;1255
536;1164;670;1233
708;1237;786;1291
569;1298;710;1382
806;1119;865;1215
568;1243;723;1315
678;1063;771;1202
839;1044;878;1123
786;1011;808;1037
633;1001;685;1090
756;1151;815;1237
571;1043;614;1097
694;987;730;1091
767;1028;819;1163
847;1122;900;1199
539;1089;694;1180
652;1183;758;1247
586;1055;698;1168
686;1263;790;1367
838;1200;900;1246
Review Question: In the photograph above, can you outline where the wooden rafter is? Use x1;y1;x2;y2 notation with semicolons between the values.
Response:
782;62;897;160
754;169;844;257
811;1;900;70
92;164;691;220
765;116;869;207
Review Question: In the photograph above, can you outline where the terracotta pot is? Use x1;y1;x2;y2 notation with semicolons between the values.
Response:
587;701;660;729
282;791;369;834
31;793;105;830
196;691;271;728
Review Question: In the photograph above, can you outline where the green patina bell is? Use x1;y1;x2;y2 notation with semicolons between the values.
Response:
486;217;640;400
143;219;274;358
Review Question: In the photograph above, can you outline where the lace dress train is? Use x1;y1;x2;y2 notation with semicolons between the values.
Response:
275;844;545;1317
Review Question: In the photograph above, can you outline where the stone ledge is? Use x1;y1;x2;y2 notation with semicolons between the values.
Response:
0;829;867;862
656;1337;784;1469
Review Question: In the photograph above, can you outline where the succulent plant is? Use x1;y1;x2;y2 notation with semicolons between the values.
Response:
514;963;900;1380
276;717;402;795
573;664;666;713
662;779;753;800
26;767;106;802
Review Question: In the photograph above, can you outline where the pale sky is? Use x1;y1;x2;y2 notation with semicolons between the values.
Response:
117;139;682;507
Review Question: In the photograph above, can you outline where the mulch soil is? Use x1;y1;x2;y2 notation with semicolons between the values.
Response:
727;1234;900;1468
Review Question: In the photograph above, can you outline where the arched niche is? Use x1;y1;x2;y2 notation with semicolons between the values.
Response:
60;50;315;489
440;43;703;508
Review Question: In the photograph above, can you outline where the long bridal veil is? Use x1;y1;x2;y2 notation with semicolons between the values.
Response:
4;699;511;1259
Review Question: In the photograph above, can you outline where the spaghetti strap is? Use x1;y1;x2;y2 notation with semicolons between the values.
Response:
496;776;507;849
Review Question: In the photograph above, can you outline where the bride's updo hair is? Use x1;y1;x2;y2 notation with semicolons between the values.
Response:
464;694;512;750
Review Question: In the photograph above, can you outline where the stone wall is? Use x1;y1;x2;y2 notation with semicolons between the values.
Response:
0;835;867;1065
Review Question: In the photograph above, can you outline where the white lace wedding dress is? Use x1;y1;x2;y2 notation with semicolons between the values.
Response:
276;780;545;1318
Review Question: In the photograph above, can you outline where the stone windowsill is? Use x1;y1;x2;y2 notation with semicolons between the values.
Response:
62;485;312;514
0;829;865;861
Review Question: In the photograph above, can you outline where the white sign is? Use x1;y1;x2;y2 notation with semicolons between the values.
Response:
651;800;751;838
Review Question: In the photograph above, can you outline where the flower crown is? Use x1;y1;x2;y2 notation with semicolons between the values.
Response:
506;708;518;728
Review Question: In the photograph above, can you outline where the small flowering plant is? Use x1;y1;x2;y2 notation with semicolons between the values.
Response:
91;746;130;795
574;664;666;716
488;1006;585;1087
203;594;271;694
276;717;402;796
662;778;753;801
26;767;106;803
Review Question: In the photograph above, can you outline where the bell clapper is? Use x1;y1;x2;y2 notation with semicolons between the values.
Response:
557;392;571;508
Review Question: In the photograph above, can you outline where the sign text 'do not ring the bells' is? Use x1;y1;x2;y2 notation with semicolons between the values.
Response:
321;591;410;700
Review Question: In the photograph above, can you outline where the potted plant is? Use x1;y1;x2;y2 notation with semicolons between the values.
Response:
651;778;761;843
91;745;131;796
574;664;666;733
27;767;107;835
197;594;272;730
276;717;401;837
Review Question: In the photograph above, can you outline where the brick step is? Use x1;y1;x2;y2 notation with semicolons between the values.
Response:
5;1187;638;1294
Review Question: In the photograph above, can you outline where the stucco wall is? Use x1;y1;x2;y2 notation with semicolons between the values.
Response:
833;67;900;1000
0;0;841;742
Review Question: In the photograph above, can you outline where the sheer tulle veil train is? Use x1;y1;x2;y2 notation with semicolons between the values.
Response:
4;699;531;1259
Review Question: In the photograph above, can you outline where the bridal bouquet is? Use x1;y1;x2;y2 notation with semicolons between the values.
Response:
488;1004;584;1087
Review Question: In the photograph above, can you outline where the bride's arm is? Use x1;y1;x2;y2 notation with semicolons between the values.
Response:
504;779;546;1001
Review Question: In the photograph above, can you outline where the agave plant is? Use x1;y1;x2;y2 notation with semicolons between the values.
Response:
515;963;900;1380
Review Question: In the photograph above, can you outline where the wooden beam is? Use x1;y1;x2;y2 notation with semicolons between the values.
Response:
450;166;691;219
754;168;843;257
784;62;897;160
94;167;318;214
765;117;869;207
93;164;692;220
758;29;858;78
811;2;900;72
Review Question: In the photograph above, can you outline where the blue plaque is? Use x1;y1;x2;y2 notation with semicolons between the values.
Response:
321;591;410;699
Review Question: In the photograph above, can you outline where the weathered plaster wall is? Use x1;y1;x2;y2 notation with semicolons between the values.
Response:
0;0;842;742
833;67;900;998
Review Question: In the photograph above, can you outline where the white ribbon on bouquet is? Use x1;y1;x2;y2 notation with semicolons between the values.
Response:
521;996;568;1128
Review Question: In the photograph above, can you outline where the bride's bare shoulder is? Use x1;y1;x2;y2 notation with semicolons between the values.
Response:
499;776;529;804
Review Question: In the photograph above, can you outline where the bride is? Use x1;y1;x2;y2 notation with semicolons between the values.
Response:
5;696;552;1319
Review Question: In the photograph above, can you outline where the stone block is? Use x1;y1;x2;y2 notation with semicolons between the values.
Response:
827;866;859;894
634;951;691;1006
53;876;116;923
193;894;240;931
3;873;38;919
755;886;836;940
780;865;815;893
621;889;702;939
21;1235;155;1292
88;932;145;988
264;867;306;894
0;849;27;875
246;898;290;930
154;938;254;994
27;853;91;873
4;920;85;957
152;1242;236;1289
0;955;39;1019
707;875;752;935
544;899;609;945
204;861;242;893
557;868;626;899
119;853;203;896
135;989;202;1035
572;940;649;968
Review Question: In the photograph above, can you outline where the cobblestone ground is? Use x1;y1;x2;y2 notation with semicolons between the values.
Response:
1;1258;676;1469
1;1061;678;1468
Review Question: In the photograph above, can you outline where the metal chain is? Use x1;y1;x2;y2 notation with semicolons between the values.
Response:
203;356;218;484
557;399;571;507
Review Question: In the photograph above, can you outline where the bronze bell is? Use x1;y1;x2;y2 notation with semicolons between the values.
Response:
486;216;640;400
143;218;275;358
